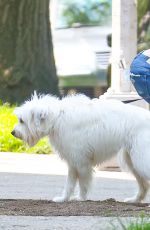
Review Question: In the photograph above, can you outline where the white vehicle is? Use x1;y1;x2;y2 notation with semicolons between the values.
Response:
50;0;112;96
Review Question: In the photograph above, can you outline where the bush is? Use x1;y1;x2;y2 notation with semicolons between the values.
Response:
0;104;52;154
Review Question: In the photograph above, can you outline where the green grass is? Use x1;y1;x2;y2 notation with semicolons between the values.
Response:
0;103;52;154
111;215;150;230
125;222;150;230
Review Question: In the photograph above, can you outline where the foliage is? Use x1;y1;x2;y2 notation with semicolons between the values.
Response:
137;0;150;51
111;214;150;230
58;0;112;28
137;0;150;23
125;222;150;230
0;104;52;154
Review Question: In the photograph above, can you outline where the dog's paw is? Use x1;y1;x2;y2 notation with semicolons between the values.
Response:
70;195;86;201
124;196;141;203
52;196;68;202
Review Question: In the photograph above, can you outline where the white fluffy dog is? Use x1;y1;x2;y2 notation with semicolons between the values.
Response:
12;94;150;203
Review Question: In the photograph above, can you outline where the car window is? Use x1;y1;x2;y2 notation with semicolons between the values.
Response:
54;0;112;29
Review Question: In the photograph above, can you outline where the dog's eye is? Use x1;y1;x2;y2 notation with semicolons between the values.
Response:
19;118;24;124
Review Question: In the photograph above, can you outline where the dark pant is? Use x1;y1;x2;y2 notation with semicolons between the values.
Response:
130;51;150;104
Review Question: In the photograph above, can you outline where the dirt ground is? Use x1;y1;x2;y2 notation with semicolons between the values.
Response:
0;199;149;217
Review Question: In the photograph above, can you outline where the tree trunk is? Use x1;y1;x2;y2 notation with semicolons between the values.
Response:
0;0;59;104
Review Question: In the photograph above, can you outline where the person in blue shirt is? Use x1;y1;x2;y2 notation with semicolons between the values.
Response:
130;49;150;104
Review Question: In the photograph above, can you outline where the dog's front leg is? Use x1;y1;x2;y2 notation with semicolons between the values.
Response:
53;166;77;202
78;165;92;201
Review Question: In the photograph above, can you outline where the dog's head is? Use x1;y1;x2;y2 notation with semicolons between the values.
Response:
11;94;59;147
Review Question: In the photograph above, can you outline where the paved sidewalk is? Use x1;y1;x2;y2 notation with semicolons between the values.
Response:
0;152;141;201
0;152;149;230
0;216;141;230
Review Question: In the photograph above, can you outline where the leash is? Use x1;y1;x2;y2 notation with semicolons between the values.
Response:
122;98;142;104
60;94;143;104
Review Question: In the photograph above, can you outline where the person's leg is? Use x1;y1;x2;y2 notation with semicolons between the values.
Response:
130;50;150;103
143;49;150;56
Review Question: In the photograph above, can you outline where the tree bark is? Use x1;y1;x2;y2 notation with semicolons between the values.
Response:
0;0;59;103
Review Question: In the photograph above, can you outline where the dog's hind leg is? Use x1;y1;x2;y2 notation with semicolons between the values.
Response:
53;166;77;202
120;150;149;203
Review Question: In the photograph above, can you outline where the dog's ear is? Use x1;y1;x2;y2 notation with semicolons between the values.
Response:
32;108;48;127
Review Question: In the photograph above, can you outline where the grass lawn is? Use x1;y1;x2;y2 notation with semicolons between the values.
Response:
112;216;150;230
0;103;52;154
125;222;150;230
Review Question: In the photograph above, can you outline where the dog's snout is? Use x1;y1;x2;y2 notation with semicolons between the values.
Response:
11;130;15;136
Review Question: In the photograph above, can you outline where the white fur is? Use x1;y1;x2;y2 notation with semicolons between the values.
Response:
12;94;150;202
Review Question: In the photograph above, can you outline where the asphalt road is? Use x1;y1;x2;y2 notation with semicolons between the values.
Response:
0;152;149;230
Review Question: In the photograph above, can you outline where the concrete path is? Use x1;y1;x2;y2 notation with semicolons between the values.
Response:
0;152;149;229
0;216;141;230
